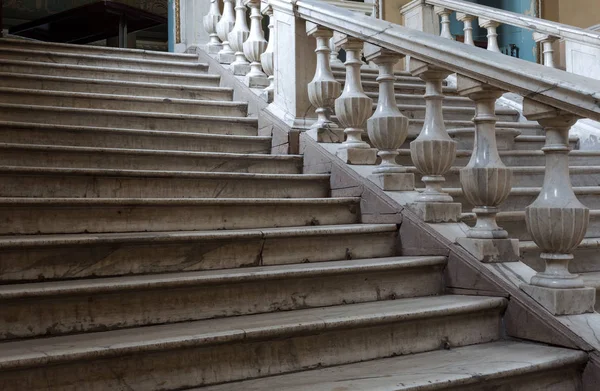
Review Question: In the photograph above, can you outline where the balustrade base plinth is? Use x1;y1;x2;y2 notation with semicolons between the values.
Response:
408;202;462;223
206;44;223;54
232;63;251;76
369;173;415;191
307;125;344;143
336;147;378;165
456;237;519;263
218;52;236;65
520;283;595;316
246;75;270;89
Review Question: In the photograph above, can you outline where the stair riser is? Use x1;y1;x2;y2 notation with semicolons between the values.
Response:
0;107;258;135
455;193;600;212
0;127;271;153
396;109;517;122
0;310;501;390
0;50;208;73
0;174;330;198
0;149;301;173
0;92;248;117
448;367;582;391
399;139;579;151
416;171;599;189
0;76;233;101
376;96;474;107
0;62;220;86
335;73;425;84
0;231;397;282
0;202;356;235
2;267;443;340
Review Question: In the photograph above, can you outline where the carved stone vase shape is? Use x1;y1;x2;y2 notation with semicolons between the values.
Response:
228;0;250;73
203;0;222;53
243;0;268;80
260;6;276;102
216;0;236;60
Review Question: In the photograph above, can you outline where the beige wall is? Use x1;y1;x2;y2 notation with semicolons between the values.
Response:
382;0;413;25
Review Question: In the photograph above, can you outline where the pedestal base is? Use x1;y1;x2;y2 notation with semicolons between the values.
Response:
218;52;236;64
206;44;222;54
260;88;274;103
307;125;344;143
247;75;270;89
369;173;415;191
336;147;378;165
456;237;520;263
408;202;462;223
520;284;595;315
232;62;251;76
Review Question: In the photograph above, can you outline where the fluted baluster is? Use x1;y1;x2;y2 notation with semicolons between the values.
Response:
243;0;269;87
365;48;414;191
456;13;475;46
533;33;558;67
260;5;275;102
435;7;454;40
520;99;595;315
203;0;222;54
216;0;236;63
329;38;344;68
307;24;343;143
479;18;501;53
228;0;250;75
334;36;377;165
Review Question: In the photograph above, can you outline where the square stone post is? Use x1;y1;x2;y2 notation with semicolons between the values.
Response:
400;0;440;69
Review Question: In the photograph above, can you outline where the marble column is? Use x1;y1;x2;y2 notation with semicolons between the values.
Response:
479;18;501;53
456;13;475;46
260;5;276;102
435;7;454;40
520;98;595;315
228;0;250;75
216;0;236;63
533;33;559;68
243;0;269;88
306;24;343;143
203;0;222;54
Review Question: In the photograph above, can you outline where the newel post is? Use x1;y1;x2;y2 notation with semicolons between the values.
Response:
216;0;236;63
520;99;595;315
228;0;250;75
203;0;223;54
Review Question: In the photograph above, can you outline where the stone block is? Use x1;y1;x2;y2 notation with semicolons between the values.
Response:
217;52;236;64
206;44;222;55
232;63;251;76
368;173;415;191
520;283;596;316
248;75;270;89
456;237;520;263
336;147;377;165
306;126;344;143
407;202;462;223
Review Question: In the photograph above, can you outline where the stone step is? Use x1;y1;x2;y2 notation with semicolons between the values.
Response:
0;224;398;282
514;135;580;150
0;143;301;173
385;104;518;122
0;295;506;390
520;238;600;274
358;81;457;94
0;121;271;153
0;38;200;62
334;70;425;84
0;72;234;101
0;59;221;86
0;256;445;340
0;167;330;199
0;104;258;135
0;197;356;235
367;91;474;107
0;88;248;117
199;341;586;391
407;120;542;137
0;46;208;74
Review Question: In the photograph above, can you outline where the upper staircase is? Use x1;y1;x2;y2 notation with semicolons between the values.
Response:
0;38;588;390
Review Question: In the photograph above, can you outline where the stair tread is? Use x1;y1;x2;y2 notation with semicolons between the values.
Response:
196;341;585;391
581;271;600;288
0;295;506;370
0;255;445;299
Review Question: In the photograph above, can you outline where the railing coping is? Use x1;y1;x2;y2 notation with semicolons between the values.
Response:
276;0;600;122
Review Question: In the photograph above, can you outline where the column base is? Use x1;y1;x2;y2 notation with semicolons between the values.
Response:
218;52;236;64
247;75;270;89
232;63;251;76
307;125;344;143
520;283;596;315
369;173;415;191
336;147;378;165
407;202;462;223
456;237;519;263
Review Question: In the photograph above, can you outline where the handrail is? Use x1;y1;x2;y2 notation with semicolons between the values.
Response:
283;0;600;122
425;0;600;50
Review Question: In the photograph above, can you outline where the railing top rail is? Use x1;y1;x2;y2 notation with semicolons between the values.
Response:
276;0;600;121
424;0;600;50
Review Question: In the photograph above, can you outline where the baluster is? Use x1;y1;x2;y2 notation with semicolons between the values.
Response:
203;0;222;54
533;33;558;67
228;0;250;75
435;7;454;40
334;36;377;164
329;38;345;68
520;99;595;315
408;59;461;222
365;48;414;191
456;76;518;262
243;0;269;87
216;0;236;63
479;18;501;53
260;5;275;102
456;13;475;46
306;24;343;143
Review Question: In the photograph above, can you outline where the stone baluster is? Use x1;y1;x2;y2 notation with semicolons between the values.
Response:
408;59;461;222
533;33;559;68
216;0;236;63
203;0;222;54
329;38;345;68
479;18;501;53
435;7;454;40
334;36;377;165
456;76;518;262
456;13;476;46
306;24;343;143
365;48;414;191
228;0;250;75
260;5;275;102
520;99;595;315
243;0;269;88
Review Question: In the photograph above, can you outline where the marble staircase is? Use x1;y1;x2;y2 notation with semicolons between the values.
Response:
0;37;589;389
